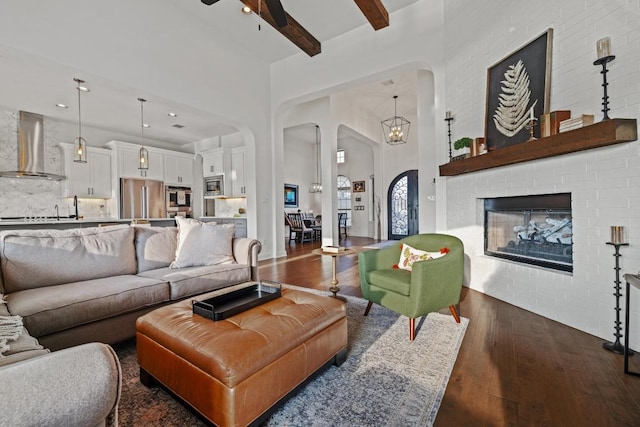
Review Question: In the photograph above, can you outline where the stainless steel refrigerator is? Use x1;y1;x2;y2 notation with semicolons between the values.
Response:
120;178;166;219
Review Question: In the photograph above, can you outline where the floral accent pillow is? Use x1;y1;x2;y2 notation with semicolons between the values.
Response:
396;243;449;271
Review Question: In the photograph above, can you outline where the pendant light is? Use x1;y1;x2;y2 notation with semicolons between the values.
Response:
309;125;322;193
73;78;88;163
137;98;149;170
381;95;410;145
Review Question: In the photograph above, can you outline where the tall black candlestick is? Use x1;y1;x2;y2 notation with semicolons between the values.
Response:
445;116;454;162
593;55;615;121
603;242;631;355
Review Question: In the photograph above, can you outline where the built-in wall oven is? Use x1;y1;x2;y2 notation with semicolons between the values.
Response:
166;186;193;218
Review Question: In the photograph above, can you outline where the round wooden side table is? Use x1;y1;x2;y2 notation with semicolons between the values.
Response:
312;248;356;300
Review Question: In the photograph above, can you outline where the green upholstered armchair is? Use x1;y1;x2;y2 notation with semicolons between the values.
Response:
358;233;464;340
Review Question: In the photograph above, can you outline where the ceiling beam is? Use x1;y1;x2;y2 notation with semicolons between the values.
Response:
353;0;389;30
240;0;321;57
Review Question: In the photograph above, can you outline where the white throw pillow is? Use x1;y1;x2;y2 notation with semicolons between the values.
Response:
397;243;448;271
170;217;235;268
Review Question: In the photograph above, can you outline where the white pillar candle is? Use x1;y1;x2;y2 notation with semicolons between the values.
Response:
530;106;535;121
597;37;612;59
610;225;625;244
445;111;453;119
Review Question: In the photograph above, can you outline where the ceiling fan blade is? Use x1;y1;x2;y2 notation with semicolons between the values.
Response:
201;0;219;5
265;0;287;27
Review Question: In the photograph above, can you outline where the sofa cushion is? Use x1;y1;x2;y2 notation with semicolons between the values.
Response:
134;226;178;273
4;275;170;338
0;225;137;294
139;264;251;300
170;218;235;268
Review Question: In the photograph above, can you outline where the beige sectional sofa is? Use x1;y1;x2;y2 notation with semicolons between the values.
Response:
0;223;261;351
0;221;260;426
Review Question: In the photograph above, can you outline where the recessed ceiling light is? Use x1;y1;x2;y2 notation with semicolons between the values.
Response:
381;79;395;86
143;123;150;128
56;103;68;108
241;6;252;15
171;124;185;129
168;112;177;117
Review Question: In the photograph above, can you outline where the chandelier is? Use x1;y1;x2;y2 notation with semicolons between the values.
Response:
73;78;88;163
381;95;410;145
309;125;322;193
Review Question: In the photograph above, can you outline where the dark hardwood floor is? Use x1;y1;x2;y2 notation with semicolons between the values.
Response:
258;237;640;426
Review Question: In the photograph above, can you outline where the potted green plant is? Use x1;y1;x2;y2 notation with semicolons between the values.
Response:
453;137;473;159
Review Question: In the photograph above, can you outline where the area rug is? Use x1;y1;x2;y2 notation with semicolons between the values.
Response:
114;288;468;426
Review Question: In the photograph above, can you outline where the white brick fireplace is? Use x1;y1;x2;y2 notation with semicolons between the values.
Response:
441;0;640;349
442;141;639;347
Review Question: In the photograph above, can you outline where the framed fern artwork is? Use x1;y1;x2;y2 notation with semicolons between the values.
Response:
485;28;553;151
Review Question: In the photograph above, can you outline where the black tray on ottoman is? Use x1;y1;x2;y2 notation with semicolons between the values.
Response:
192;281;281;320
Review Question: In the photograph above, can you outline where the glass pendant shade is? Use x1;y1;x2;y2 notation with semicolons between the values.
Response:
74;137;87;163
381;95;410;145
139;146;149;170
309;125;322;193
138;98;149;170
73;78;88;163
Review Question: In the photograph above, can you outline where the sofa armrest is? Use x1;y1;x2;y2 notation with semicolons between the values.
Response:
0;342;121;427
358;243;402;300
233;238;262;280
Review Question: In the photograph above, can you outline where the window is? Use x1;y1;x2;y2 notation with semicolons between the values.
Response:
336;149;345;164
337;175;351;226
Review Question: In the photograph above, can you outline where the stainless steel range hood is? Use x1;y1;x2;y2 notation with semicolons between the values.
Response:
0;111;65;181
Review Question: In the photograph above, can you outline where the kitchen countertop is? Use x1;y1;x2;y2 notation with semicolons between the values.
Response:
0;217;176;227
0;217;248;227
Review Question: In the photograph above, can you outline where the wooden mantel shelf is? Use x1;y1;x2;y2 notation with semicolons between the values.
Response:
439;118;637;176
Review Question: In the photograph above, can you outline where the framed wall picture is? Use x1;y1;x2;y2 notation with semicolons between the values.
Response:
353;181;365;192
284;184;299;208
485;28;553;151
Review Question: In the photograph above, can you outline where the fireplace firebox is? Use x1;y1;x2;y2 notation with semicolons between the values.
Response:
484;193;573;272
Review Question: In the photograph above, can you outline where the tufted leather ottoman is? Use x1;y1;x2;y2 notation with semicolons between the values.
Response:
136;284;347;427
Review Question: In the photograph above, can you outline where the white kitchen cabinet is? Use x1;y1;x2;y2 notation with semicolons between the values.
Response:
230;148;246;197
202;148;225;177
59;143;112;198
164;154;193;186
118;147;164;181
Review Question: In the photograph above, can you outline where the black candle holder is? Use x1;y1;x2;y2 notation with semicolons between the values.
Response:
593;55;615;121
603;242;631;355
445;116;454;161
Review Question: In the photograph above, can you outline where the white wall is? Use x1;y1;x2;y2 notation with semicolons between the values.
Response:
283;138;320;214
442;0;640;346
336;136;374;237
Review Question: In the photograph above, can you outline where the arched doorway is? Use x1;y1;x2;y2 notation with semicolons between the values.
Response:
387;170;418;240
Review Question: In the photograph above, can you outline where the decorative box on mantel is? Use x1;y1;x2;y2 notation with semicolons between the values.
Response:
439;118;637;176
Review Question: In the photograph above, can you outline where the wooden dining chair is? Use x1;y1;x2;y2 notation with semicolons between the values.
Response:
286;213;314;243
